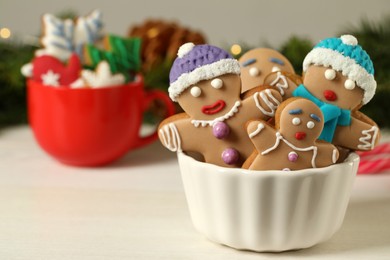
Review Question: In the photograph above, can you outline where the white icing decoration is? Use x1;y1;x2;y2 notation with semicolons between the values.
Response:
307;121;315;129
81;61;125;88
211;78;223;89
261;132;318;168
190;86;202;97
21;63;33;77
332;148;338;163
324;69;336;80
159;123;182;152
272;66;281;72
358;126;379;150
41;70;60;86
249;123;265;138
249;67;260;77
303;47;376;104
341;35;358;46
177;42;195;58
269;71;288;96
344;79;356;90
292;117;301;126
191;101;241;127
253;89;280;117
168;59;241;102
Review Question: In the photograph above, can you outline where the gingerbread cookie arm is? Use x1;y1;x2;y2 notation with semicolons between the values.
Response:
315;141;339;167
333;116;380;151
263;71;302;99
158;114;196;153
243;88;283;120
246;120;277;152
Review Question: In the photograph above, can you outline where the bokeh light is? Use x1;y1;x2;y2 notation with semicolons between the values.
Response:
0;28;11;39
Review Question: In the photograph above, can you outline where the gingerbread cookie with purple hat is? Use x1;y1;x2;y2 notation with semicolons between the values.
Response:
158;43;283;167
243;97;339;171
293;35;380;151
239;48;302;96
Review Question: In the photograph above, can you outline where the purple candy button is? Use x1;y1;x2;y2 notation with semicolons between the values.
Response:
213;121;230;139
222;148;239;165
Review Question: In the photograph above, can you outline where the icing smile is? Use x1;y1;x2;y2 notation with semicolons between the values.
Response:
323;90;337;101
295;132;306;140
202;100;226;115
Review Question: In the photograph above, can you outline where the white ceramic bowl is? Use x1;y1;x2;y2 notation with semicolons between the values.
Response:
178;152;359;252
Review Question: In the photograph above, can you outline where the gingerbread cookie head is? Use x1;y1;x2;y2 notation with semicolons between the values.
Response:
302;35;376;109
168;43;241;121
276;97;324;144
239;48;295;93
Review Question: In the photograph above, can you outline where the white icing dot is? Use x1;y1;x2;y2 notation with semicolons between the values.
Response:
249;67;260;77
344;79;356;90
272;66;281;72
190;86;202;97
211;78;223;89
340;35;358;46
324;69;336;80
292;117;301;125
307;121;315;129
178;42;195;58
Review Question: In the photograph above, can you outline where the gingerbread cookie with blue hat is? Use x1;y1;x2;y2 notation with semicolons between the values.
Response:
158;43;283;167
239;48;302;97
243;97;339;171
293;35;380;151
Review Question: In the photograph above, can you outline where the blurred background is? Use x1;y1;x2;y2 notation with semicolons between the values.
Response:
1;0;389;47
1;0;390;128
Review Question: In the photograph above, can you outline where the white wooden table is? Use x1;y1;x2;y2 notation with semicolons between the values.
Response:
0;126;389;259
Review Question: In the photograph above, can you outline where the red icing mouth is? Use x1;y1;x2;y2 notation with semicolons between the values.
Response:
202;100;226;115
295;132;306;140
323;90;337;101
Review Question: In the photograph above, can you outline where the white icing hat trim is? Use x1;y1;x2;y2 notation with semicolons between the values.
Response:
303;47;376;104
169;59;241;101
178;42;195;58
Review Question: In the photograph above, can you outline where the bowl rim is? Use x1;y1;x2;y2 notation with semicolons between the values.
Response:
178;152;360;178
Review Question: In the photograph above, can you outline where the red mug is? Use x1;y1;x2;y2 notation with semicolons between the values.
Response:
27;75;175;166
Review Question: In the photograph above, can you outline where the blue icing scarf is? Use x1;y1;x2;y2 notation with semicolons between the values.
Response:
293;84;351;142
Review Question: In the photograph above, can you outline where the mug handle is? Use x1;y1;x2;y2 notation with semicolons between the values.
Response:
130;89;175;150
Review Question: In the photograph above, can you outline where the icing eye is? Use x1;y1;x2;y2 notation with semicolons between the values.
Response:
307;121;315;129
344;79;356;90
190;86;202;97
324;69;336;80
292;117;301;125
211;78;223;89
249;67;260;77
272;66;281;72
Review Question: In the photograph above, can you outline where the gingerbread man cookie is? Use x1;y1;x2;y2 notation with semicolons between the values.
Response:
239;48;301;96
243;98;339;171
158;43;283;167
293;35;380;151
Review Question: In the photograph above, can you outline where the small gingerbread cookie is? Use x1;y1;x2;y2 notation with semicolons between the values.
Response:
37;10;104;62
243;97;339;171
239;48;300;95
158;43;283;167
293;35;380;150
